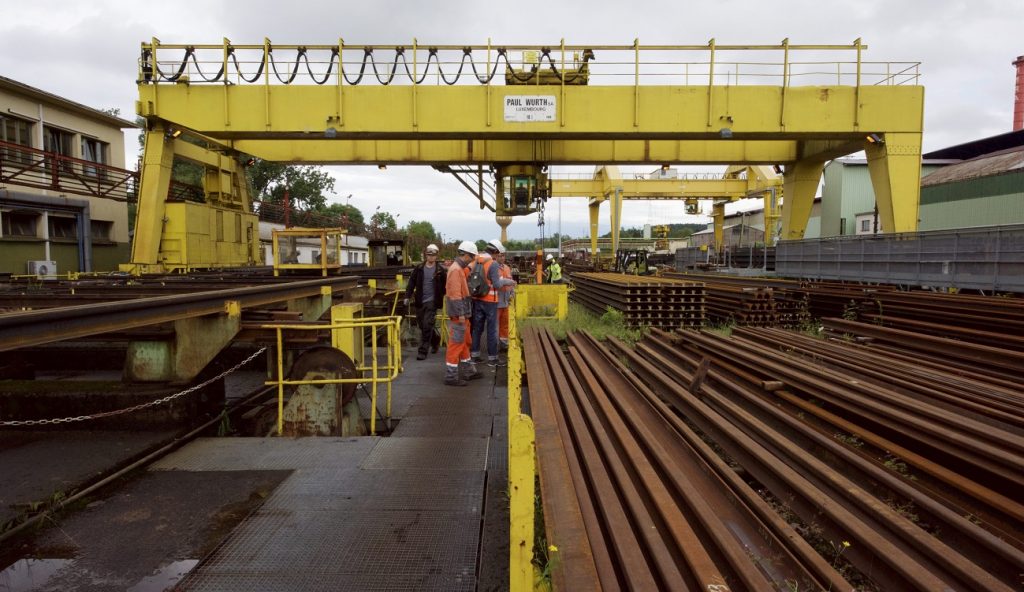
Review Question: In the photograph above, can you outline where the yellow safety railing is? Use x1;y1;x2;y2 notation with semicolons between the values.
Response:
141;39;921;89
271;227;346;277
506;302;538;591
263;314;403;435
514;283;571;321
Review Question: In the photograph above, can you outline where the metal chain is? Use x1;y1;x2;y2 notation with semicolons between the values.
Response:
0;348;267;427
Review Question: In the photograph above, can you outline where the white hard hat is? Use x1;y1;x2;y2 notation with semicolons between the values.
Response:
546;254;554;261
457;240;478;256
425;244;439;254
486;239;505;254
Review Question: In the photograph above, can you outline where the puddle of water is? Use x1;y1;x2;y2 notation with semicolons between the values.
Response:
0;558;73;591
126;560;199;592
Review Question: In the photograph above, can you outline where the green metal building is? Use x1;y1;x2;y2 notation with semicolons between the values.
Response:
817;129;1024;237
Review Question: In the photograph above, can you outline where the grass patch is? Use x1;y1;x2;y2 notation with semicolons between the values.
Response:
521;302;646;344
704;321;736;337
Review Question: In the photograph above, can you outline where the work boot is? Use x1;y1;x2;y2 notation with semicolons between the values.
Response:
444;365;467;386
461;361;484;381
471;352;483;364
488;356;506;368
416;350;427;360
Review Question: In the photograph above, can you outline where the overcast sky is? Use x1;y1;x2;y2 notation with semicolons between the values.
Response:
2;0;1020;242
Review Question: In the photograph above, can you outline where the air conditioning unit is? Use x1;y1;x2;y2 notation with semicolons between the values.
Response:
26;260;57;278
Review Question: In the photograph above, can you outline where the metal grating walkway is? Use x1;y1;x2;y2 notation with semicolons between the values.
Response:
168;348;507;592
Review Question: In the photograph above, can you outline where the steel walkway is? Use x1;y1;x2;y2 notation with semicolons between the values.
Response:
151;349;507;592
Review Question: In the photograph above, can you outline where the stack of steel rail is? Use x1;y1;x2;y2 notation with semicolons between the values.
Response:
703;283;777;326
523;323;1024;590
570;272;704;329
663;272;811;327
522;327;853;591
821;317;1024;383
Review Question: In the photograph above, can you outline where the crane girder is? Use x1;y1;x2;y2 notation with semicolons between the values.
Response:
129;40;925;273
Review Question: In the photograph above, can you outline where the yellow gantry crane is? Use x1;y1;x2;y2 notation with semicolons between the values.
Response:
125;38;924;588
126;38;923;274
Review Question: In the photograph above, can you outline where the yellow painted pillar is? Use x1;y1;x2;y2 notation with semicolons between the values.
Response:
865;132;922;233
609;188;623;260
712;202;725;252
763;188;781;245
781;160;825;239
588;199;601;260
129;126;175;267
506;304;536;592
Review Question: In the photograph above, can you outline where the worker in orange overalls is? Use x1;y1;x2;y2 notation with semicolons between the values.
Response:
471;241;517;367
445;241;484;386
491;240;516;352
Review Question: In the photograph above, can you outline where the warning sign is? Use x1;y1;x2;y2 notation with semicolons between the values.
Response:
504;95;556;122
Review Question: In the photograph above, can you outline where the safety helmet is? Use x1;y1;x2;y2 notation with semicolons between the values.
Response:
457;240;478;256
486;239;505;254
425;244;439;254
546;254;554;261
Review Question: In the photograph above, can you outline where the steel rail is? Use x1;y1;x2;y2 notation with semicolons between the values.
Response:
735;327;1024;428
0;277;357;352
611;338;963;590
519;328;605;591
570;332;850;591
822;317;1024;374
678;330;1024;495
640;331;1024;583
534;328;659;590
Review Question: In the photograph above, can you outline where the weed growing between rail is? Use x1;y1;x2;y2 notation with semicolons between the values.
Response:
521;303;647;344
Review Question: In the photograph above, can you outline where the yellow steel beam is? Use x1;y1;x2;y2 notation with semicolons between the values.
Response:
550;177;770;199
588;200;600;260
130;126;175;266
226;138;801;165
712;202;725;252
781;160;826;239
865;132;922;233
137;85;922;140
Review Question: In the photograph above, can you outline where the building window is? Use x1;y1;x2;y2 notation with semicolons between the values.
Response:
49;216;78;240
0;115;33;165
1;115;33;147
1;211;39;237
860;219;871;232
80;136;108;179
43;126;74;174
90;220;113;242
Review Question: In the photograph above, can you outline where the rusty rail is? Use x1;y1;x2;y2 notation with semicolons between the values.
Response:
523;322;1023;590
569;272;704;329
523;326;851;591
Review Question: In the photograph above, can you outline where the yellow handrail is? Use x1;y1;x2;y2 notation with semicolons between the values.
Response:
262;315;403;435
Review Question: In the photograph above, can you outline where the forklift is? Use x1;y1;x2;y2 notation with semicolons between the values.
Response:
613;249;651;275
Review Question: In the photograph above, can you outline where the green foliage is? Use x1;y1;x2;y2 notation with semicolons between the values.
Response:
321;202;365;226
405;220;441;260
705;322;735;337
522;303;646;344
370;211;398;231
256;163;337;211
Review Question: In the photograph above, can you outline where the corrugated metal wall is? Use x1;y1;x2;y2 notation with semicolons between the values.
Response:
919;170;1024;230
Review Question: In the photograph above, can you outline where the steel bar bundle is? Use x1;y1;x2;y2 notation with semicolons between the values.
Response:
570;272;704;329
523;322;1024;590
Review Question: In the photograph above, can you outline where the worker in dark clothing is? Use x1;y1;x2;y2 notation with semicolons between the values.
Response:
405;244;445;360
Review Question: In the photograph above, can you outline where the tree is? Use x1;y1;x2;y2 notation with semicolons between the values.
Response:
322;202;365;227
250;160;336;211
403;220;440;260
370;211;398;231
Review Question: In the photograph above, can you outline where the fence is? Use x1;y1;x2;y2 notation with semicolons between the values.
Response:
776;225;1024;292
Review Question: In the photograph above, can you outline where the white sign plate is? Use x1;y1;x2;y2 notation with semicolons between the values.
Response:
504;95;557;122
